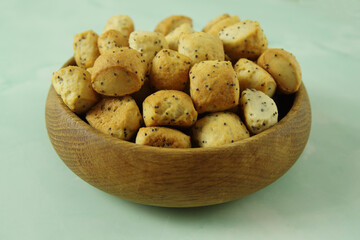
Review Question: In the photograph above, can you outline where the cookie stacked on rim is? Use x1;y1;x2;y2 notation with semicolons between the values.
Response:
51;14;302;148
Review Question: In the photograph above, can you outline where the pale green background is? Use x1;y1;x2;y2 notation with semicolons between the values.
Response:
1;0;359;239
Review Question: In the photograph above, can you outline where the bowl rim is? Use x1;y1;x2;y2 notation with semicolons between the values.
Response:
53;57;306;153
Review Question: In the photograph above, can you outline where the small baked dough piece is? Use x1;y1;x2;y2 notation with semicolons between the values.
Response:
202;14;230;32
103;15;134;38
234;58;276;97
189;60;239;114
240;89;278;134
86;96;142;140
98;30;129;54
218;20;268;61
178;32;225;65
91;48;147;96
206;15;240;36
51;66;99;114
257;48;302;94
192;112;250;147
73;30;100;68
154;15;193;36
143;90;197;127
150;49;192;91
165;23;194;51
135;127;191;148
129;31;169;67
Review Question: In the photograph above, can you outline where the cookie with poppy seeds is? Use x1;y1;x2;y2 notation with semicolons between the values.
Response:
192;112;249;147
154;15;193;36
73;30;100;68
86;96;142;140
205;15;240;36
234;58;277;97
165;23;194;51
98;29;129;54
51;66;99;114
203;13;231;32
129;31;169;70
136;127;191;148
150;49;192;91
189;60;239;114
257;48;302;94
142;90;197;127
219;20;268;61
91;48;147;97
103;15;134;38
178;32;225;65
240;89;278;134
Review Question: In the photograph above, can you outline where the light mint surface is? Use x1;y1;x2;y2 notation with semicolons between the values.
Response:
1;0;359;239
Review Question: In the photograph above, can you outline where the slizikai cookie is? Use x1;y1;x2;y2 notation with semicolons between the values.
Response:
91;48;147;97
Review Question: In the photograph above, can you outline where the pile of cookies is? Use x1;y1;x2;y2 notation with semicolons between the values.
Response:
51;14;302;148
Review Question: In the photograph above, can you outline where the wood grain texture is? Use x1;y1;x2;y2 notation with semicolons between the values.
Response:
45;57;311;207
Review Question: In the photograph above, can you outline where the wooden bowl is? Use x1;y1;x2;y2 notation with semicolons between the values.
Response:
45;57;311;207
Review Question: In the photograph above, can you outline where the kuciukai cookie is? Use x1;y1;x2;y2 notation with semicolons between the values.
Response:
86;96;142;140
234;58;276;97
192;112;249;147
257;48;302;94
150;49;192;91
135;127;191;148
91;48;147;96
143;90;197;127
51;66;99;114
73;30;100;68
189;60;239;114
239;88;278;134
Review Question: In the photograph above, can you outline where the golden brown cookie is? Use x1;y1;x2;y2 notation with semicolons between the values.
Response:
73;30;100;68
234;58;277;97
257;48;302;94
143;90;197;127
154;15;193;36
149;49;192;91
192;112;249;147
165;23;194;51
103;15;134;38
239;89;278;134
219;20;268;61
129;31;169;68
189;60;239;114
178;32;225;65
202;14;230;32
97;30;129;54
206;15;240;36
91;48;147;96
86;96;142;140
135;127;191;148
51;66;99;114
